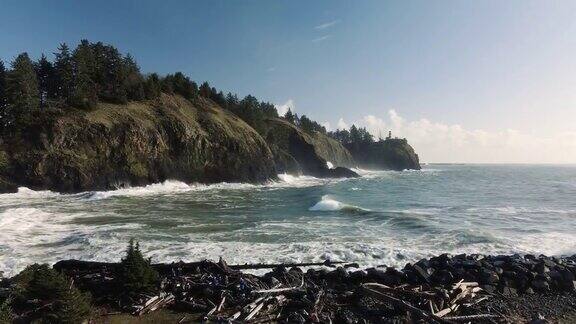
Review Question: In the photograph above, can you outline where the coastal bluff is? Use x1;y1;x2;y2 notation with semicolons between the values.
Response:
346;137;421;171
0;95;277;193
0;95;422;194
264;118;358;178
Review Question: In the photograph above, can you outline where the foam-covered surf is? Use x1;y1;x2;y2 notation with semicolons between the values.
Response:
309;195;370;212
1;164;575;277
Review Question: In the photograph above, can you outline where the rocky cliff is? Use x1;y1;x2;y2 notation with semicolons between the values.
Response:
264;118;358;178
0;95;277;193
346;138;421;171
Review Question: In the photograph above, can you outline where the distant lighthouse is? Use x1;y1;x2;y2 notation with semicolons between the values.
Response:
387;130;392;140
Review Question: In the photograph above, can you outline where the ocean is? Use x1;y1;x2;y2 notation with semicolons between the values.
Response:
1;164;575;276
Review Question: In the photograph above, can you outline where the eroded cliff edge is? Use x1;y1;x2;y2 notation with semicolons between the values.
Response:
0;95;426;194
0;95;277;193
263;118;358;178
346;138;421;171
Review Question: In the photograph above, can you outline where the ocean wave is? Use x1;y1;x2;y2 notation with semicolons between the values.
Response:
0;167;380;202
274;173;328;188
0;188;63;208
466;206;576;215
0;174;331;202
309;195;370;213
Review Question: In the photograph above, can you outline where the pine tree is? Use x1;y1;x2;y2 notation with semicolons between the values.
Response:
284;108;295;124
143;73;162;99
13;264;91;323
0;60;7;109
34;54;56;108
91;42;127;103
54;43;74;102
6;53;39;109
349;125;361;144
225;92;238;108
118;239;159;295
199;81;211;98
124;54;145;101
71;39;98;108
170;72;197;100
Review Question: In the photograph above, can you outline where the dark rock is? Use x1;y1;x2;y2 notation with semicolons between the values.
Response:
323;166;359;178
349;270;367;282
327;267;349;281
535;263;549;274
462;260;482;270
479;269;499;285
286;312;306;324
532;280;550;292
480;284;496;294
431;269;454;285
525;254;536;261
500;286;518;296
412;264;432;283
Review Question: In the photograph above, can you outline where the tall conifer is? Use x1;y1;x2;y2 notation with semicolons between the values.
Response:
6;53;39;109
54;43;74;102
35;54;56;108
71;39;98;108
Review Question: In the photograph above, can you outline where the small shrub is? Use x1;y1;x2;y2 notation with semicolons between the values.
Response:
0;298;13;324
118;239;159;295
12;264;91;323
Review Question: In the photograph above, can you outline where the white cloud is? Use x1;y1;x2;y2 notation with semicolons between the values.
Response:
321;121;331;131
275;99;295;116
347;110;576;164
314;20;340;30
312;35;331;43
337;118;348;130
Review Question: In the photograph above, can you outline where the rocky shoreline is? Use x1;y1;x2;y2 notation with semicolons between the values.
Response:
0;94;421;194
1;252;575;323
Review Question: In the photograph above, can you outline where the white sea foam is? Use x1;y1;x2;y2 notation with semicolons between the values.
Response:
0;174;346;205
275;173;328;188
326;161;334;169
0;171;350;203
509;232;576;256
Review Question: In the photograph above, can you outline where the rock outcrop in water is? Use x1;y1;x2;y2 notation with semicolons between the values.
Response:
0;95;277;193
346;138;421;171
264;118;358;178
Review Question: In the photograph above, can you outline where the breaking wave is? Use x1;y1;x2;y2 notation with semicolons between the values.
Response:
0;174;334;203
309;195;370;213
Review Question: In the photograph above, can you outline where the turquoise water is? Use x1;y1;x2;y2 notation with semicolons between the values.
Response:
1;164;575;276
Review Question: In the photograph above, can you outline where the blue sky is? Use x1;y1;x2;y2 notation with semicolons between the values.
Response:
1;0;575;163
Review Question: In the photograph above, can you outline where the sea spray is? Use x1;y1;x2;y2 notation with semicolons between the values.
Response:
309;195;370;212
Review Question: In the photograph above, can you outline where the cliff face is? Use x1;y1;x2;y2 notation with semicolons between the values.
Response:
264;118;358;178
346;138;421;171
0;95;277;193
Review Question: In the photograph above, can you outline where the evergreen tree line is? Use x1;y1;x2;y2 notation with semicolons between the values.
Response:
328;125;375;146
283;108;327;134
0;39;336;137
